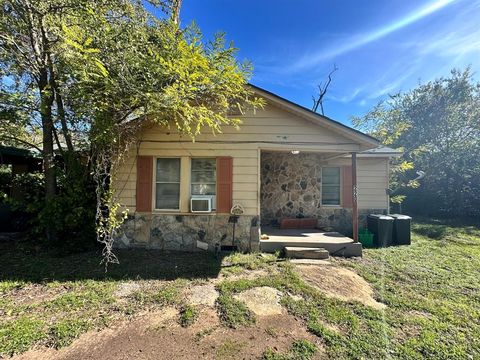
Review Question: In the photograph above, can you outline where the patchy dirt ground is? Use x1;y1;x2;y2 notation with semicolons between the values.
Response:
15;308;323;360
5;222;480;359
3;253;386;360
11;258;324;360
3;283;69;306
295;264;386;310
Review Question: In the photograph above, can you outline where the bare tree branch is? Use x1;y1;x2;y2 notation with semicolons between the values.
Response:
312;64;338;115
0;134;43;152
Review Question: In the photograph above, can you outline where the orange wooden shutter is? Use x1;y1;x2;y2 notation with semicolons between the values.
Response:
136;156;153;212
216;157;233;213
341;165;353;208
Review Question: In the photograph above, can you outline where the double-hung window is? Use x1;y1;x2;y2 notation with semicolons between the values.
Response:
321;167;341;205
155;158;180;210
191;158;216;209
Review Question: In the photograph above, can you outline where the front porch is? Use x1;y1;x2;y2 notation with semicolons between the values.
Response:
259;150;360;239
259;227;362;257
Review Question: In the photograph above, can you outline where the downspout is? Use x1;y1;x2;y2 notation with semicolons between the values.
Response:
386;159;390;214
351;152;358;242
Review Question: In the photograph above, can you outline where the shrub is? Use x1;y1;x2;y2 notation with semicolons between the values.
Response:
10;158;96;251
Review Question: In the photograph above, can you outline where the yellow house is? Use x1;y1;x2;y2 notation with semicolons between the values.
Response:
113;85;400;252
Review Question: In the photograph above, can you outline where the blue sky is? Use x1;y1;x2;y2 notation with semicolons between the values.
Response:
177;0;480;125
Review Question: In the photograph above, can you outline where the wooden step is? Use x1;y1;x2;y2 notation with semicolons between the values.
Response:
284;246;329;260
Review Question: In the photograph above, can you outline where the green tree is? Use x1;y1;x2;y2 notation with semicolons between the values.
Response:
61;2;262;262
1;0;262;260
353;68;480;217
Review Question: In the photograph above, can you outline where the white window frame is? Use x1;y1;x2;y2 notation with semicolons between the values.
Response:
190;157;217;210
154;157;181;211
321;166;341;206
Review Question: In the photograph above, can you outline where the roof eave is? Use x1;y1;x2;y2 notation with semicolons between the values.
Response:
248;84;380;149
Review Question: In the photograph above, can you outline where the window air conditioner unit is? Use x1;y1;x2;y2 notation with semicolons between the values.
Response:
191;196;213;213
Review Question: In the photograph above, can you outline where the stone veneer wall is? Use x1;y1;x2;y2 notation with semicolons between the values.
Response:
261;152;323;224
315;208;388;236
114;213;260;252
260;151;386;235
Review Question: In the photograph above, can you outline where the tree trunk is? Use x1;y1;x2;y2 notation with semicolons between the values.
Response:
171;0;182;25
48;59;74;153
39;74;56;201
55;90;74;152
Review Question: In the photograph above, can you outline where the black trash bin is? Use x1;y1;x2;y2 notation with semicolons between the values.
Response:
367;214;394;248
389;214;411;245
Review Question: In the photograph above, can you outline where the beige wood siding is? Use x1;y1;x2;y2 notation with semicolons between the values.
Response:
115;146;259;215
325;157;389;209
357;158;389;209
113;102;389;215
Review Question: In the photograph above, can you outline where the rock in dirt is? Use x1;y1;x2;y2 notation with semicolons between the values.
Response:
185;284;219;307
296;264;386;310
113;282;141;298
234;286;283;316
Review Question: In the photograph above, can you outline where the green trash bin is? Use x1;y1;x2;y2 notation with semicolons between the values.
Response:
367;214;394;248
389;214;412;245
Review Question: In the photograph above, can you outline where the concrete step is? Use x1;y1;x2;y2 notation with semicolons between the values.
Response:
284;246;330;260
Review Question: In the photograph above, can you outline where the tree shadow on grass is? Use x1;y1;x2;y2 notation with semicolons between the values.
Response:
0;240;222;283
412;220;480;246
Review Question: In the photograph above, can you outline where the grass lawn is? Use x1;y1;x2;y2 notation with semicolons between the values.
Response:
0;219;479;359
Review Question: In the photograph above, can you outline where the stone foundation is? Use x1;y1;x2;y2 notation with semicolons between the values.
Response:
315;208;387;236
260;151;386;235
114;213;260;252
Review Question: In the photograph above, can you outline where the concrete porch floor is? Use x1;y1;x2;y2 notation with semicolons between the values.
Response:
260;227;362;257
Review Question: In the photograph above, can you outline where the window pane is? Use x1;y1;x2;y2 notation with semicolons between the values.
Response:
191;170;216;183
191;158;216;196
323;175;340;184
323;196;340;203
323;186;340;203
192;158;216;171
323;167;340;177
322;167;340;205
156;158;180;182
322;186;340;196
322;167;340;184
191;184;216;195
156;183;180;209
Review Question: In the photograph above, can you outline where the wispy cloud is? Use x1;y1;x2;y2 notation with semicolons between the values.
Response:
365;67;420;99
290;0;457;71
407;30;480;59
328;87;364;103
324;62;420;109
